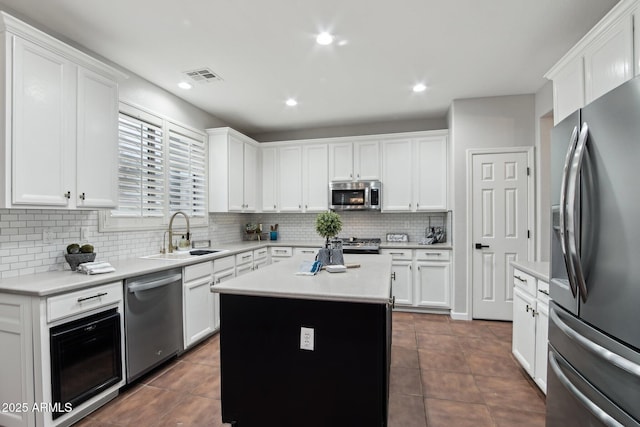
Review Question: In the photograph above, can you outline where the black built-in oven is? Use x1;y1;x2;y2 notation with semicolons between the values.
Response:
49;308;122;419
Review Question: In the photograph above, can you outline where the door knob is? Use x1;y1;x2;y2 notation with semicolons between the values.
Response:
474;243;490;249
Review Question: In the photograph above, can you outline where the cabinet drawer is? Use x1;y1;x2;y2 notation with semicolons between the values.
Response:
513;269;536;295
270;247;293;257
236;251;254;265
294;247;320;256
47;281;123;323
184;261;213;282
253;247;268;260
537;280;550;303
380;249;412;260
415;249;450;261
213;255;235;273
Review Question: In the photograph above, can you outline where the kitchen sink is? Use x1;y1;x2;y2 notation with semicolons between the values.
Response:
140;249;228;261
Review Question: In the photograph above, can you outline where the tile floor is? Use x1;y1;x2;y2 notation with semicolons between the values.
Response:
76;312;545;426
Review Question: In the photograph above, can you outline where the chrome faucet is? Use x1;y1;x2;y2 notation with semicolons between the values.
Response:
168;211;190;253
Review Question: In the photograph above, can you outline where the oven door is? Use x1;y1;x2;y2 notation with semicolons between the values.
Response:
50;308;122;419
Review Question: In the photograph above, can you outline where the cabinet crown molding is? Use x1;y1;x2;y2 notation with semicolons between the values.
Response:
0;11;128;81
544;0;637;79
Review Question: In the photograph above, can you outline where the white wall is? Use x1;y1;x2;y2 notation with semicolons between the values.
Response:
534;81;554;262
250;116;447;142
448;95;535;319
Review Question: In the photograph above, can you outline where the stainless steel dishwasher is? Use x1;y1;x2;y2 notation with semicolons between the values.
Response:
124;268;182;383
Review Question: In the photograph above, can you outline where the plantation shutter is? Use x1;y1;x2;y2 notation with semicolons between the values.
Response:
168;125;206;217
114;112;164;217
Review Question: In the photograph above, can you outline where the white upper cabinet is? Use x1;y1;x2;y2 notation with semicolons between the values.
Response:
546;0;637;124
208;127;259;212
382;131;448;212
261;147;278;212
278;145;303;211
381;138;413;211
329;140;379;181
76;68;119;208
415;136;448;211
0;12;124;209
302;144;328;212
583;14;633;104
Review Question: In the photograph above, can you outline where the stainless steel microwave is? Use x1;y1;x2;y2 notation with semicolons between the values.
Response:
329;181;381;211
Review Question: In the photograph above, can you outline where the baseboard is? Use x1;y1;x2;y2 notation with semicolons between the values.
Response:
450;311;471;321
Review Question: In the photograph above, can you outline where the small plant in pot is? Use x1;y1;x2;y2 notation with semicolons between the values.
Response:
315;211;343;266
65;243;96;271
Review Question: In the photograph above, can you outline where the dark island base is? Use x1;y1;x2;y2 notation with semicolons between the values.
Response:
219;293;391;427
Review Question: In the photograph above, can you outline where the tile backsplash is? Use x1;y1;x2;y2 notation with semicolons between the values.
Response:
0;209;449;278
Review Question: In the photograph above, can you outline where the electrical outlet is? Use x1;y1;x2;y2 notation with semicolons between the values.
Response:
80;227;88;242
42;229;54;244
300;327;314;351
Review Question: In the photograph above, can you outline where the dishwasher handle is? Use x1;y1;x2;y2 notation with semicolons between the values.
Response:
127;273;182;293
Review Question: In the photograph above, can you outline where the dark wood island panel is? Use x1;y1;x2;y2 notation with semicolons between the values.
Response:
219;293;391;426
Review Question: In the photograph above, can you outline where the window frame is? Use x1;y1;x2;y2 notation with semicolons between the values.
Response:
100;102;208;232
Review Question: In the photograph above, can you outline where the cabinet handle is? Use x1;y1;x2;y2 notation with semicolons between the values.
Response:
391;272;396;281
299;204;301;209
305;205;308;209
242;255;251;259
417;203;420;208
274;204;276;209
389;252;405;255
79;192;86;200
77;292;108;303
350;173;353;178
424;253;442;256
514;275;527;282
357;173;360;179
64;191;71;199
539;289;549;296
409;203;411;208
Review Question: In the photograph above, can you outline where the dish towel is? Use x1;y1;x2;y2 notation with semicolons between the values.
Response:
77;261;116;275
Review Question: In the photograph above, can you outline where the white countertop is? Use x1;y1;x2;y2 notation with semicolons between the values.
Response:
511;260;550;282
0;239;445;297
212;254;393;304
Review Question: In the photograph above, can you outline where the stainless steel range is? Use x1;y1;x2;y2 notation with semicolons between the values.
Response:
336;237;381;254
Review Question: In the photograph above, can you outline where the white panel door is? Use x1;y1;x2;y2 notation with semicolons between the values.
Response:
278;145;302;211
303;144;328;212
261;147;278;211
415;136;447;210
381;139;413;211
76;67;118;208
227;136;244;211
471;151;529;320
328;142;353;181
354;140;380;180
12;37;74;206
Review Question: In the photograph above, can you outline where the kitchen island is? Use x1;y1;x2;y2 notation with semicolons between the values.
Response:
212;254;392;427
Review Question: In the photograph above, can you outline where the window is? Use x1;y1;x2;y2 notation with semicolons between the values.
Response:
100;103;207;231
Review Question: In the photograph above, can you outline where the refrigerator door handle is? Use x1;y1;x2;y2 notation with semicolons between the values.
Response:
566;122;590;303
559;125;580;298
551;307;640;378
548;350;625;427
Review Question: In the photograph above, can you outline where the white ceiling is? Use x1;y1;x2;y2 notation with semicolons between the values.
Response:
0;0;620;134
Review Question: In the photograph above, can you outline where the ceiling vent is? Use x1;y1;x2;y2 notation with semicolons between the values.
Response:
182;68;223;84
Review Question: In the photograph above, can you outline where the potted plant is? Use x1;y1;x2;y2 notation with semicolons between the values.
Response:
315;211;343;265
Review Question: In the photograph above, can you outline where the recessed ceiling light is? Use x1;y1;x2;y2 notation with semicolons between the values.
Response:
178;81;192;90
285;98;298;107
316;32;334;45
413;83;427;93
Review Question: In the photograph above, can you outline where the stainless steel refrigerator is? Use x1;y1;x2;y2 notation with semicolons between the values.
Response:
548;76;640;426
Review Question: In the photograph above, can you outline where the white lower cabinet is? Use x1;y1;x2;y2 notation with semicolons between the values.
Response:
293;247;320;257
512;267;549;394
270;246;293;263
183;261;215;349
512;286;536;375
235;251;254;276
213;256;236;331
382;248;451;310
253;247;269;270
